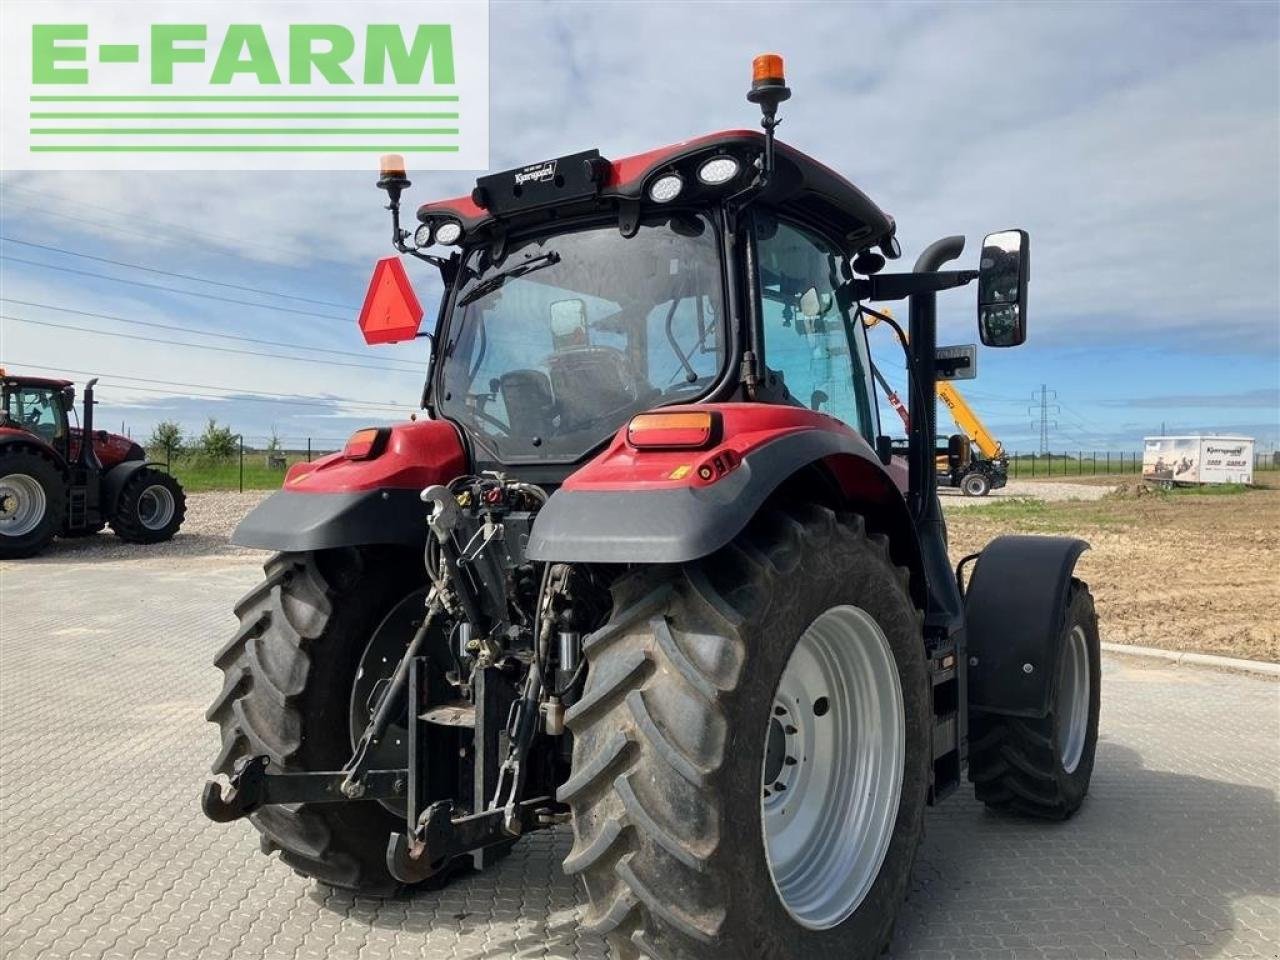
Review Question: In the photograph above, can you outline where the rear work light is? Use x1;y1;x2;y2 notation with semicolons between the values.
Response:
343;427;390;460
627;411;719;449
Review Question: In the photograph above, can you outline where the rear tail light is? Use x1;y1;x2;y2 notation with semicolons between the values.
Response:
343;427;389;460
627;411;718;449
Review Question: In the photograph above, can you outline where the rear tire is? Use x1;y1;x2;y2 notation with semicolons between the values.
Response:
970;581;1100;819
961;470;992;497
110;468;185;543
561;505;929;960
207;549;424;893
0;446;64;559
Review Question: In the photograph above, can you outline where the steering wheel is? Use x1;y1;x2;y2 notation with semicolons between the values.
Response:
465;394;514;437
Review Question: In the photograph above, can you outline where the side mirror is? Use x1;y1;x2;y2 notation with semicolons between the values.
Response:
875;435;894;466
977;229;1029;347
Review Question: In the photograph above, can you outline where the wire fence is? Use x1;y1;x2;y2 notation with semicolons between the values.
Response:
1005;451;1279;479
153;437;346;492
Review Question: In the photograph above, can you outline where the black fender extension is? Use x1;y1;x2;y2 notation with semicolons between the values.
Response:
964;535;1089;719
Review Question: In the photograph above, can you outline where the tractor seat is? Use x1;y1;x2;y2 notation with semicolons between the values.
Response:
498;369;557;438
548;347;644;432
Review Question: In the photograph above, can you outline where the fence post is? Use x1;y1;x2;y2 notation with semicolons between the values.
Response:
1031;453;1036;477
236;435;244;493
307;437;312;463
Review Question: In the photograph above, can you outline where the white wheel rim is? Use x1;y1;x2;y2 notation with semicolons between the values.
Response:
761;604;905;930
137;484;175;530
1058;625;1090;774
0;474;47;538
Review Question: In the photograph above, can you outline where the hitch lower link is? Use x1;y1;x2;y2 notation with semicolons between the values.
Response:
201;651;567;878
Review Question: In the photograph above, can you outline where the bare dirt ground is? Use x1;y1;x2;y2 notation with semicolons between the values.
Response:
945;482;1280;662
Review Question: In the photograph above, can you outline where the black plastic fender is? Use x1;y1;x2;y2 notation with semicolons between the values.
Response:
965;535;1089;718
231;488;430;552
526;429;923;602
102;460;172;515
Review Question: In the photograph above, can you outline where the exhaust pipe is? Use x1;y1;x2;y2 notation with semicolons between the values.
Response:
78;378;100;469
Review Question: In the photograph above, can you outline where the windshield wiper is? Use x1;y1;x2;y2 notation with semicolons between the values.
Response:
458;252;561;306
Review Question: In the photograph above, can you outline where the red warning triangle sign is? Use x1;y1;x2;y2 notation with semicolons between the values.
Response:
358;257;424;345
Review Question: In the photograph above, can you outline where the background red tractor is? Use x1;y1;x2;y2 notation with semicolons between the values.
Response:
0;372;186;558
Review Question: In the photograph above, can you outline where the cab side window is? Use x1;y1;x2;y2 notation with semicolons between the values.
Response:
14;388;63;442
756;220;873;434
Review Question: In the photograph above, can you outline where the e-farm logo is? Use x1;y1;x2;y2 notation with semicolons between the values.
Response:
0;1;489;171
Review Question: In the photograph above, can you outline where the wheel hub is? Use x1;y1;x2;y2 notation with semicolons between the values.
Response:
0;474;46;538
760;604;905;931
137;483;176;530
1058;624;1090;773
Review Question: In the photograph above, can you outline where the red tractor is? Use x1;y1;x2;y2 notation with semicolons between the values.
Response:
204;57;1099;960
0;372;186;558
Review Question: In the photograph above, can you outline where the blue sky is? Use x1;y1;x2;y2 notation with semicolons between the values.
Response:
1;0;1277;454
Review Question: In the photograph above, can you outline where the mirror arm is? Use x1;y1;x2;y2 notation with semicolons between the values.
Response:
841;269;977;303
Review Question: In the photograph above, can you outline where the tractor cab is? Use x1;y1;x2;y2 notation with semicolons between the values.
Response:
1;375;74;454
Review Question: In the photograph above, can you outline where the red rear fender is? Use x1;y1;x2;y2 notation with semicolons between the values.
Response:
284;419;467;493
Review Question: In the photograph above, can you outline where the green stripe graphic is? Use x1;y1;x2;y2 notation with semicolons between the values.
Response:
30;95;459;102
31;112;458;119
31;128;460;136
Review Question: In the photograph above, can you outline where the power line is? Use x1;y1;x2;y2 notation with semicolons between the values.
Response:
2;314;424;374
0;360;414;413
0;236;357;309
0;254;350;321
1;183;306;262
1;297;422;368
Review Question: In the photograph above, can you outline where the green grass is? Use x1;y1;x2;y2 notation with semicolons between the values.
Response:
952;496;1130;532
157;453;326;493
1159;482;1256;497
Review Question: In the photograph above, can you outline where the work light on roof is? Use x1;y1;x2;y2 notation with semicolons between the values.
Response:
413;223;433;248
697;156;740;185
648;174;684;203
433;221;463;245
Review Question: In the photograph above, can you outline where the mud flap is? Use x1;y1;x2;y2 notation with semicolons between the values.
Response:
964;535;1089;719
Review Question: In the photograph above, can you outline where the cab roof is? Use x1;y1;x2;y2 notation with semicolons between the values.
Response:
1;373;72;390
417;129;895;255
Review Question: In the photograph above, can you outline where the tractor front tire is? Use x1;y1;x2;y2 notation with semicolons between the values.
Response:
110;468;186;543
207;549;422;894
961;470;992;497
561;505;929;960
970;580;1100;819
0;446;65;559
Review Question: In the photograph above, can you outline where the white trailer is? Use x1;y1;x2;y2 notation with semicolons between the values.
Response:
1142;435;1254;486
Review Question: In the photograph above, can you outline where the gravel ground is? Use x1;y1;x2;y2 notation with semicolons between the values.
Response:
8;491;270;563
940;478;1115;506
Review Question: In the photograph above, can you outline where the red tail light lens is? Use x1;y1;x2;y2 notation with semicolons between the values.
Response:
343;427;389;460
627;411;718;449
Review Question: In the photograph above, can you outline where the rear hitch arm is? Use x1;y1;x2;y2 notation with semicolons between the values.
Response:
201;756;409;823
385;796;565;883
